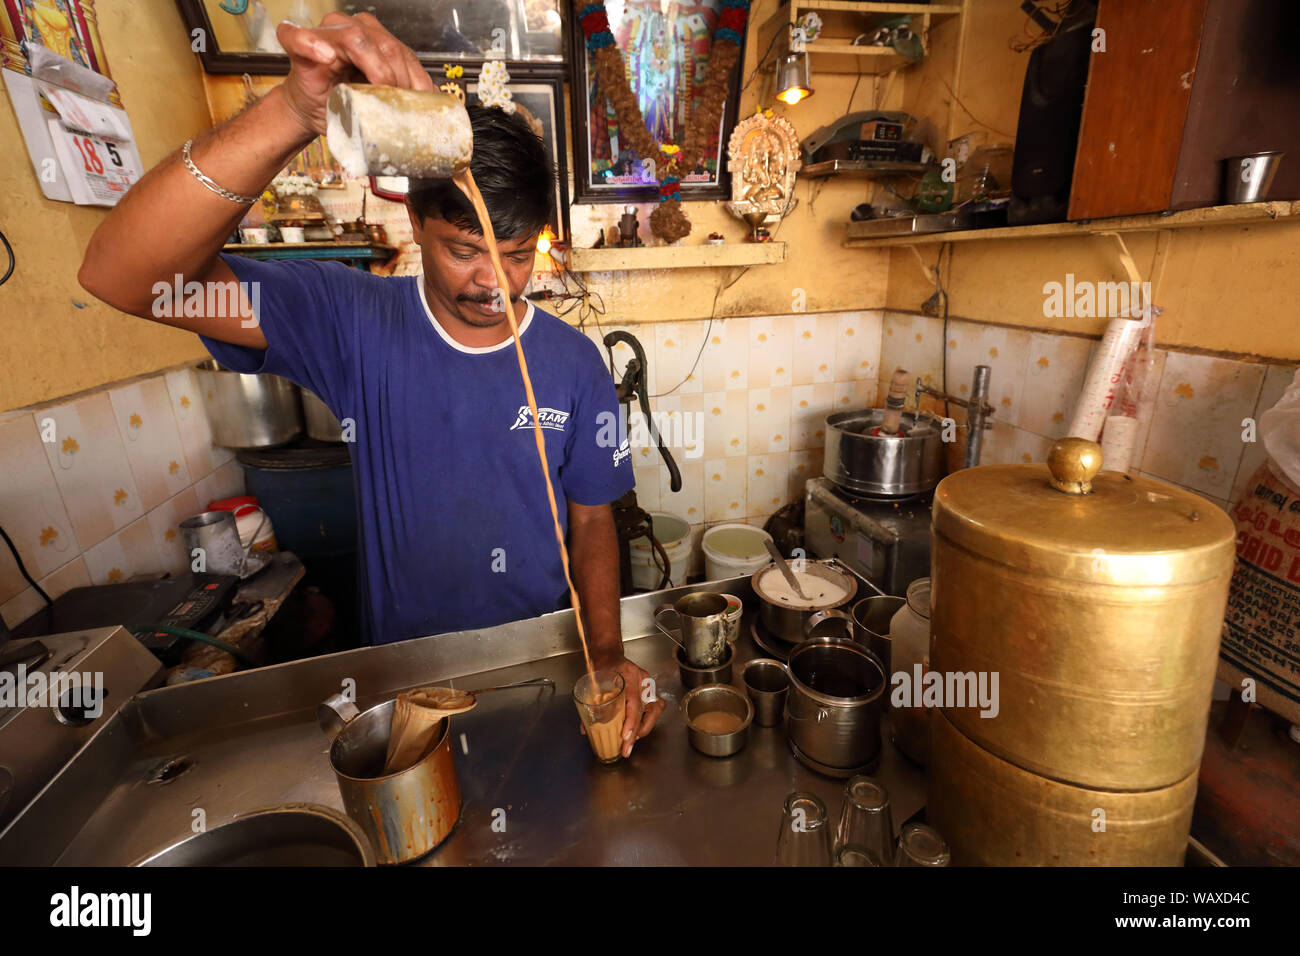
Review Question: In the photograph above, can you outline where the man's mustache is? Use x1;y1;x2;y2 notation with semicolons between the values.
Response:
458;292;521;304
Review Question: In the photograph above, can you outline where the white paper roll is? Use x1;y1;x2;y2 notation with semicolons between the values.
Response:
1067;313;1149;441
1099;416;1139;473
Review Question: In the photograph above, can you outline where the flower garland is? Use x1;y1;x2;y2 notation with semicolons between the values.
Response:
578;0;751;242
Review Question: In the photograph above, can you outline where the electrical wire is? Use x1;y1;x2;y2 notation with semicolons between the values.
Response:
0;229;13;287
127;623;257;667
0;522;52;605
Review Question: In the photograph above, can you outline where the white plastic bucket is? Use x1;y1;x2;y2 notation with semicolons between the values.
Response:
630;512;692;590
702;523;773;582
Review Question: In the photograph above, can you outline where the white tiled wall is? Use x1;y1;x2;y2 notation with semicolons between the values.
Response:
879;309;1297;516
0;366;246;629
586;309;883;577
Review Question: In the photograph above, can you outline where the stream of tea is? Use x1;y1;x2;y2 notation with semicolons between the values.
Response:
453;169;598;688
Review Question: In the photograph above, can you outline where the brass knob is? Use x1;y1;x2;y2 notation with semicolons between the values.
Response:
1047;437;1103;495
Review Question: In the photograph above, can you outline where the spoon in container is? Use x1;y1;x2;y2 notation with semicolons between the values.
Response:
764;539;809;601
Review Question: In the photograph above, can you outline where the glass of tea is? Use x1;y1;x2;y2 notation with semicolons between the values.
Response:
573;669;626;764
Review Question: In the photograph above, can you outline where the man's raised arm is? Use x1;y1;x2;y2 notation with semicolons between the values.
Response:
77;13;433;348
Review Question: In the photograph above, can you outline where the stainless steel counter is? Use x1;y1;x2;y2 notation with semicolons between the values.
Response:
0;574;925;866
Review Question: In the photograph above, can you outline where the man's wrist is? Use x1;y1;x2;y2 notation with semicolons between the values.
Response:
261;84;320;150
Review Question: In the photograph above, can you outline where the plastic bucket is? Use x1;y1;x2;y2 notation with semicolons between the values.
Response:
702;523;773;582
630;512;692;590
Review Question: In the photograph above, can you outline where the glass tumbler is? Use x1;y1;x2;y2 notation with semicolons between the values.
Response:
573;669;626;764
895;822;951;867
835;776;893;865
775;791;832;866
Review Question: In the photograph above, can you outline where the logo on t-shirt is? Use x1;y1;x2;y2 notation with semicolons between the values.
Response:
510;405;570;432
612;437;631;467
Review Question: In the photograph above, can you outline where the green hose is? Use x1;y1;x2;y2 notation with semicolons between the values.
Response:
129;624;258;668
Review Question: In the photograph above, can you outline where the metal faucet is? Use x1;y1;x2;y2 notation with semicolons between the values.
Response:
915;364;995;469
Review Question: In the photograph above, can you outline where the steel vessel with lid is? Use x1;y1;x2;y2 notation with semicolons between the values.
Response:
926;438;1236;865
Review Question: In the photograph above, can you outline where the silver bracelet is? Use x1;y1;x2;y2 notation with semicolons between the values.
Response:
181;138;262;205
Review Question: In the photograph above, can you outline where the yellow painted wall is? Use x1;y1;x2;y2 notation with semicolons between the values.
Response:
0;0;212;411
886;1;1300;363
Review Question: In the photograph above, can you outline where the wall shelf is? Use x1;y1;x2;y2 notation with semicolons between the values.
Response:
756;0;965;75
222;242;397;270
565;242;787;272
841;201;1300;248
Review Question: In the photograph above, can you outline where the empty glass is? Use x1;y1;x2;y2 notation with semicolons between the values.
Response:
895;822;951;866
775;791;832;866
835;776;893;866
835;845;880;867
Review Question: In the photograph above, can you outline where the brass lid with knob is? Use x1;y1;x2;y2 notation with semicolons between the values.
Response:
931;437;1236;585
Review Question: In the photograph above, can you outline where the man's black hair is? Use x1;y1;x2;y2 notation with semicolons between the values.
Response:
407;104;555;240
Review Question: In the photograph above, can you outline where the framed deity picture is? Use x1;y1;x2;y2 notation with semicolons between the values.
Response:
1;0;119;105
569;0;746;205
369;77;571;241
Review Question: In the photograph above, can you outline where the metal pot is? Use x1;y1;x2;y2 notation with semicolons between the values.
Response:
300;387;345;442
823;408;943;496
317;693;461;865
752;558;858;642
781;637;886;771
194;359;302;448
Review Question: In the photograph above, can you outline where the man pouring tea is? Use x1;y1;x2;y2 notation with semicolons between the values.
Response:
77;13;665;757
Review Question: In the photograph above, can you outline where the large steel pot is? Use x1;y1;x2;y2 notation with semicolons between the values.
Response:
752;558;858;642
318;693;461;865
929;710;1195;866
194;359;302;448
782;637;886;771
824;408;943;497
301;387;345;442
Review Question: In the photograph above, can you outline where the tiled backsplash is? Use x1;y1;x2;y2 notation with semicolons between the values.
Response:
881;310;1298;513
4;304;1290;616
0;366;246;629
585;310;883;576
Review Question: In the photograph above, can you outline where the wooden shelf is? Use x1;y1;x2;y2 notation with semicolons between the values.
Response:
222;241;397;264
565;242;787;272
842;201;1300;248
756;0;964;75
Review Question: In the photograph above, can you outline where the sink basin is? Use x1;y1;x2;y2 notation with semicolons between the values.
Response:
136;804;376;867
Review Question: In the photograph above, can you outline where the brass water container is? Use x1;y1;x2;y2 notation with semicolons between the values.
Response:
927;438;1235;865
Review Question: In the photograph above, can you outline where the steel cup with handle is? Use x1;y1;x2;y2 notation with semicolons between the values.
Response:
654;592;730;667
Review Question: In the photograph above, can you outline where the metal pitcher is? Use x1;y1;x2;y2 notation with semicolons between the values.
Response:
317;693;461;865
655;592;730;667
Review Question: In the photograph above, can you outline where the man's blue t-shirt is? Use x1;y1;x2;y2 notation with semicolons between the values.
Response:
203;255;634;644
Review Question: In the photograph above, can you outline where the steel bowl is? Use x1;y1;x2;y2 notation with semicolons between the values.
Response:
824;408;944;497
681;683;753;757
194;359;302;448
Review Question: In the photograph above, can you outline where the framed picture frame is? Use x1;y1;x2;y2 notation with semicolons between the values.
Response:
1;0;120;105
174;0;566;80
569;0;745;205
369;77;571;241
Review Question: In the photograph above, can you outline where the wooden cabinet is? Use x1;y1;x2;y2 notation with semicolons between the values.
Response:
1069;0;1300;219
